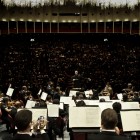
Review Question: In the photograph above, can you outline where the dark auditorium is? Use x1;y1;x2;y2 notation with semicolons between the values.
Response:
0;0;140;140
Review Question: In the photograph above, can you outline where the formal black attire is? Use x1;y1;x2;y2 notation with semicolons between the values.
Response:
0;103;13;131
132;97;140;104
72;74;82;88
47;117;61;140
12;133;50;140
87;131;130;140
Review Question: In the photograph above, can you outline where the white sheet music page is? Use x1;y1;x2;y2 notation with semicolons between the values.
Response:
25;100;36;108
117;93;123;100
69;90;77;97
38;89;42;95
99;96;110;101
84;90;93;98
69;107;101;128
47;104;59;117
40;92;48;101
6;87;14;97
30;108;47;121
17;108;47;121
59;102;64;110
121;102;139;109
99;102;113;112
60;96;72;104
121;110;140;132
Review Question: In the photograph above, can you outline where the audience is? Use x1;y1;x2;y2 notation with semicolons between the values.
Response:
0;33;139;140
0;34;139;99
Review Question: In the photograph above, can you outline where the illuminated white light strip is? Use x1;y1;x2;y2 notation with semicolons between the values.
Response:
1;0;139;9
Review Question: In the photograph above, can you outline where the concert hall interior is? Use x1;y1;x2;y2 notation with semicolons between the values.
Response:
0;1;140;140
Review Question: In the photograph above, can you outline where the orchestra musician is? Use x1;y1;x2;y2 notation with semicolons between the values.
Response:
122;83;134;100
18;86;33;106
100;82;113;98
0;97;14;132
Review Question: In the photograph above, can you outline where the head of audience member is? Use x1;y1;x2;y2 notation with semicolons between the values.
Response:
22;86;27;91
15;109;32;132
101;108;118;130
76;100;86;107
112;102;122;113
75;70;78;75
99;98;105;102
122;93;128;102
128;83;133;89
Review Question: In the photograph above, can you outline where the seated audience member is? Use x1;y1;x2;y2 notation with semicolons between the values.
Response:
88;108;130;140
112;102;123;131
12;109;49;140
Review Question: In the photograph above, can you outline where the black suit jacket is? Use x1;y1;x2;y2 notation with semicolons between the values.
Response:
12;133;50;140
87;131;131;140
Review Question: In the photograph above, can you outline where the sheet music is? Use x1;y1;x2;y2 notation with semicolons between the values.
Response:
80;100;99;106
38;89;42;95
59;102;64;110
84;90;93;98
40;92;48;101
121;110;140;132
111;100;122;103
69;100;76;107
17;108;47;121
99;102;113;112
47;104;59;117
25;100;36;108
30;108;47;121
121;102;139;109
60;96;72;104
99;96;110;101
69;90;77;97
6;87;14;97
69;107;101;128
117;93;123;100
